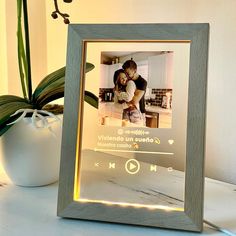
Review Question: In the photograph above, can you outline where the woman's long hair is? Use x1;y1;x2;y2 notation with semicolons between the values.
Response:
113;69;127;91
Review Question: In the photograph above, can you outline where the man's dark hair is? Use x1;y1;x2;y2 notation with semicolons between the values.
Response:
122;60;137;70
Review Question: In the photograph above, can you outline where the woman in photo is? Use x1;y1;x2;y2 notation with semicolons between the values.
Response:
113;69;143;125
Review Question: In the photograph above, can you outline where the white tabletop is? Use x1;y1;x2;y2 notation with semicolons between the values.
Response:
0;166;236;236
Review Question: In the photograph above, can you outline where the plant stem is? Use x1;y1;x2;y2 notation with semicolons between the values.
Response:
22;0;32;101
54;0;59;11
17;0;27;99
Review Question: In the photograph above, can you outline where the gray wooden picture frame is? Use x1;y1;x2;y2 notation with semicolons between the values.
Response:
57;24;209;232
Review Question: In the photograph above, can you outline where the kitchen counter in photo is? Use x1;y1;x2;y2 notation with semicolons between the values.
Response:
145;105;172;128
145;105;172;114
99;102;144;127
99;102;172;128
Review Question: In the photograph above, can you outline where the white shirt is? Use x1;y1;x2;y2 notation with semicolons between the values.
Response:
114;80;140;110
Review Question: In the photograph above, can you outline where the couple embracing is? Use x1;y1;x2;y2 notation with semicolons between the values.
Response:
113;60;147;126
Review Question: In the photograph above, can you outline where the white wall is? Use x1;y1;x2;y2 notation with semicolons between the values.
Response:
0;1;8;94
186;0;236;184
45;0;236;184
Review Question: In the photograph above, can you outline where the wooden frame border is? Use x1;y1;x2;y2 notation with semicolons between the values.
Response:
57;24;209;232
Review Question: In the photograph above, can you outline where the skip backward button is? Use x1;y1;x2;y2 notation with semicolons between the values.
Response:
125;159;140;175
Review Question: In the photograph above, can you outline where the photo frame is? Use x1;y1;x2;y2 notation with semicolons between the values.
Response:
57;24;209;232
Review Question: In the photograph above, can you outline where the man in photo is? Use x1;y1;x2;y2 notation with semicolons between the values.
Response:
122;59;147;126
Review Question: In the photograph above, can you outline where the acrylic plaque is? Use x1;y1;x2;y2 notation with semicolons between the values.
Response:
57;24;209;232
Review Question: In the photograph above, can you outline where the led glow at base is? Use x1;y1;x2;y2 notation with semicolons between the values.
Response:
75;198;184;212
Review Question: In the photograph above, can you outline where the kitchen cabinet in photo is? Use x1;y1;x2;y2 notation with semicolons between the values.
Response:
148;53;173;89
100;63;122;88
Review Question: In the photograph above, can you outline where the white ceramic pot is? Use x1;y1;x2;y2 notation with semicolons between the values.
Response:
0;115;63;187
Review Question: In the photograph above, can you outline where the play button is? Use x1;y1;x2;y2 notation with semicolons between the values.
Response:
129;163;136;170
125;159;140;175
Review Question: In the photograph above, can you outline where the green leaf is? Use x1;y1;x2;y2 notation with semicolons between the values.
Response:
0;95;28;106
32;62;96;109
33;67;65;101
34;77;65;107
85;91;98;109
37;76;64;97
35;86;64;109
85;62;95;73
0;101;34;136
36;89;98;110
0;102;33;124
0;124;13;136
33;62;95;102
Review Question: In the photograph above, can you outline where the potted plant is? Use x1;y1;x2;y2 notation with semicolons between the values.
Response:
0;0;98;186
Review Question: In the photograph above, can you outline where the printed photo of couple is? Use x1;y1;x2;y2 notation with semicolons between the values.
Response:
113;60;147;126
99;51;173;128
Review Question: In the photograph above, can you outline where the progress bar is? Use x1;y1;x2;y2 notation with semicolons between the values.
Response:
94;148;174;155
